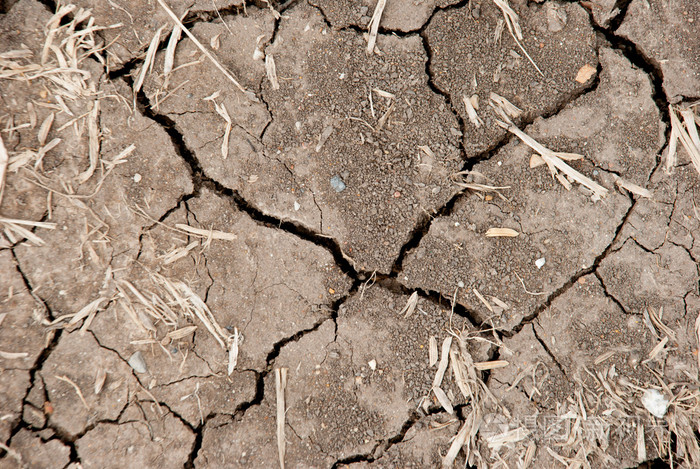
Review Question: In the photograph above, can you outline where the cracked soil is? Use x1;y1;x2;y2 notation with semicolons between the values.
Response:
1;0;700;468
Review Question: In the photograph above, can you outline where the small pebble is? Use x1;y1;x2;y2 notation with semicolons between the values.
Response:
128;351;148;374
535;257;546;269
133;173;142;183
330;175;346;192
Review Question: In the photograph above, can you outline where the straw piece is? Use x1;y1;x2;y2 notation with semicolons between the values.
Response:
492;0;543;75
366;0;387;55
473;288;493;313
485;227;519;238
399;291;419;319
265;54;280;90
442;420;469;467
315;126;334;153
669;105;700;176
37;112;55;145
432;336;452;388
56;375;89;409
432;386;454;414
0;351;29;359
490;92;522;119
228;327;239;375
134;25;165;94
175;223;236;240
164;24;182;77
0;135;8;206
463;94;483;128
695;310;700;373
614;176;652;199
77;99;100;184
429;336;438;367
275;368;288;469
523;441;536;469
94;368;107;395
474;360;509;371
157;0;251;97
498;120;608;200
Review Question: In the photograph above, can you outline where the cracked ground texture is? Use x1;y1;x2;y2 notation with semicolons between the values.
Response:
1;0;700;468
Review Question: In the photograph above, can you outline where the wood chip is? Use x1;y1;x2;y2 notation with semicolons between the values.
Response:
275;368;287;469
637;422;646;462
575;63;596;83
485;227;519;238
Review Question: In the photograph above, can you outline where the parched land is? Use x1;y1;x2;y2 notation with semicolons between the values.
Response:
1;0;700;468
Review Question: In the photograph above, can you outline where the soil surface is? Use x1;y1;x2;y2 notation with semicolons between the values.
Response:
1;0;699;468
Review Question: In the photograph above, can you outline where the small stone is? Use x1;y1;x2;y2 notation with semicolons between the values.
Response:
642;389;669;418
535;257;546;269
128;351;147;374
330;175;346;192
133;173;142;183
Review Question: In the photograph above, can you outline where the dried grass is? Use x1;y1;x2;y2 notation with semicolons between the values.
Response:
491;0;542;75
399;291;419;319
497;119;608;200
265;54;280;90
667;103;700;176
157;0;252;98
55;374;89;409
276;367;288;469
366;0;386;55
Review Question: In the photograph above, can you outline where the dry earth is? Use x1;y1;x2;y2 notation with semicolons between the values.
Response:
1;0;700;468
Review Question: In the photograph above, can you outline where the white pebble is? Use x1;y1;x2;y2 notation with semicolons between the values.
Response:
133;173;142;183
128;351;148;374
535;257;546;269
642;389;669;418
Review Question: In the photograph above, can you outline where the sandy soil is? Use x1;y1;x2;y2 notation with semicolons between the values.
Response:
1;0;699;468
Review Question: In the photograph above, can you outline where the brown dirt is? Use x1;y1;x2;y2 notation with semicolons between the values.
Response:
1;0;700;468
